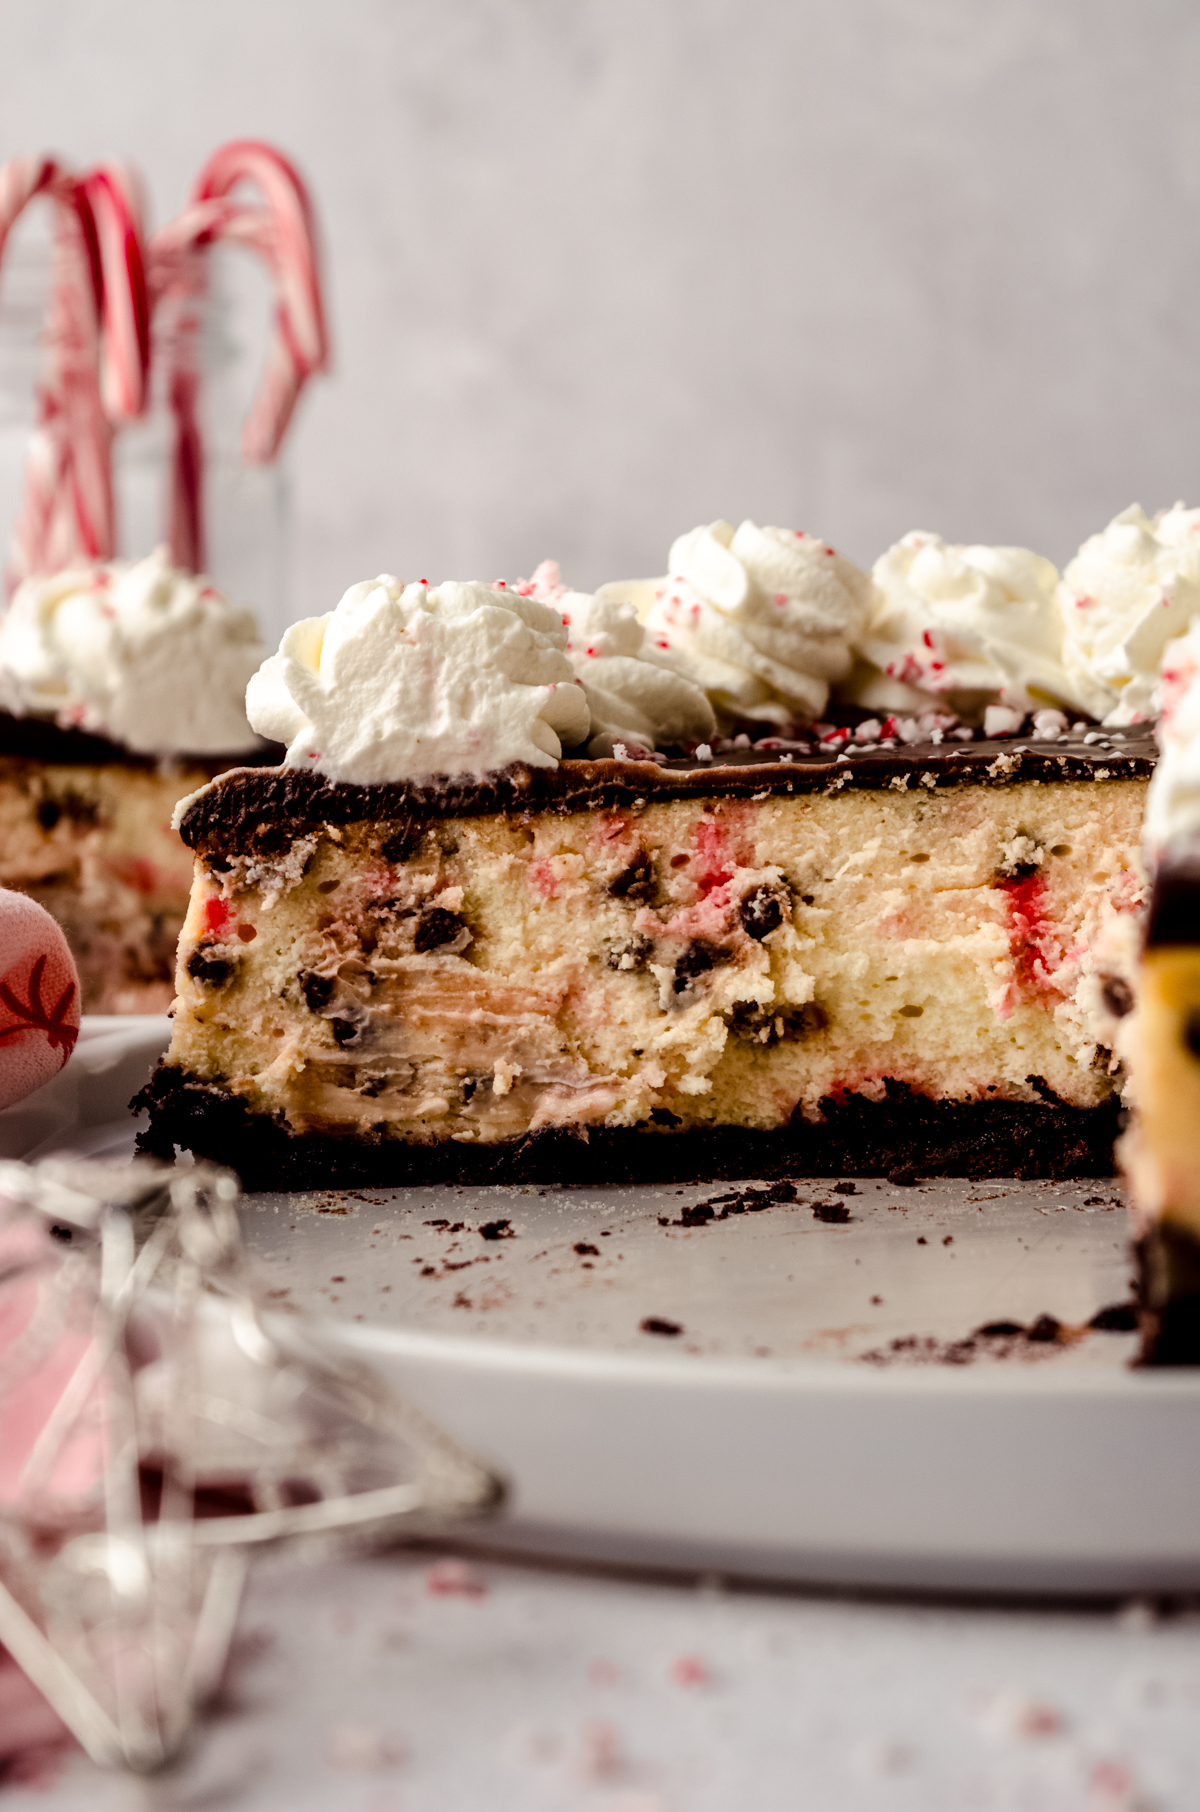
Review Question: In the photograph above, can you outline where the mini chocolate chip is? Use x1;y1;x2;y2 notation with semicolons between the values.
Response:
380;822;421;864
479;1219;514;1240
606;932;653;971
300;970;335;1012
55;790;97;826
739;882;789;940
574;1242;600;1256
48;1224;72;1243
640;1316;682;1337
36;798;60;832
608;850;655;900
1101;976;1135;1018
187;949;235;988
331;1018;360;1046
1025;1074;1059;1104
673;939;731;992
724;1000;827;1044
415;907;467;953
976;1319;1024;1337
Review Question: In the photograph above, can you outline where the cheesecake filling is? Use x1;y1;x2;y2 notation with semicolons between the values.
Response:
168;775;1146;1147
0;756;207;1013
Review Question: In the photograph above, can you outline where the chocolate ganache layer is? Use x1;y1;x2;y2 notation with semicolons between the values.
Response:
178;722;1158;852
0;708;284;771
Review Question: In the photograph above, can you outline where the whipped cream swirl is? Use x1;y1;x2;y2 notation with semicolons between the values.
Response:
0;548;266;756
609;521;871;728
246;576;590;784
839;532;1084;719
1142;623;1200;855
1058;504;1200;725
518;561;715;758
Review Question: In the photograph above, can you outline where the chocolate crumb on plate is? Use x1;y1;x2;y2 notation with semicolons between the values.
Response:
1089;1301;1139;1332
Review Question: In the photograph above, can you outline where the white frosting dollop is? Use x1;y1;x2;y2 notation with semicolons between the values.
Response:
0;548;265;755
839;532;1085;719
1142;623;1200;855
610;521;871;728
1058;504;1200;725
246;575;591;783
517;560;715;759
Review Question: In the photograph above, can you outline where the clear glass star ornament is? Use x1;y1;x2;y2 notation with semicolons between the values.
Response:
0;1156;502;1771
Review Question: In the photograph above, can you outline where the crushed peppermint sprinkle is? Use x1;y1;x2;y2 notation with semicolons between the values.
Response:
694;742;713;761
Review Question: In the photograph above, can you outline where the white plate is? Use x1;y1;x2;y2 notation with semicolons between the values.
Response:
18;1017;1200;1595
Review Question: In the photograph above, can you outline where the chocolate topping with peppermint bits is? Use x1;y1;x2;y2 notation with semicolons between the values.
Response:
175;723;1156;855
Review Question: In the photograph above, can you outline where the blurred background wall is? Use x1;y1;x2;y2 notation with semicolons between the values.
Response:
1;0;1199;632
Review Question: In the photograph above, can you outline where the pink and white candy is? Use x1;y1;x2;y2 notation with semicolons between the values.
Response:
0;888;80;1110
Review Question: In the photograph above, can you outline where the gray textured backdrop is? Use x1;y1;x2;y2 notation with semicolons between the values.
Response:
3;0;1200;630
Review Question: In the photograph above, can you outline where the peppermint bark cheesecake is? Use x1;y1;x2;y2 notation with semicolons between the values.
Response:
138;567;1153;1188
0;550;274;1012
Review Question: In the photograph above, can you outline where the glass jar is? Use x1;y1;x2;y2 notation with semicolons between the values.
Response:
0;223;291;640
0;212;50;592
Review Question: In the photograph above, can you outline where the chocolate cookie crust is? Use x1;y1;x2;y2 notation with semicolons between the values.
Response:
135;1066;1120;1192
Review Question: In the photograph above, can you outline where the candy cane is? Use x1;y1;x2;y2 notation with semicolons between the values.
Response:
191;140;328;460
81;161;150;423
148;140;328;573
0;157;111;588
0;155;150;589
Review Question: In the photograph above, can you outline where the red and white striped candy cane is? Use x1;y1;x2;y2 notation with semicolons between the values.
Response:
148;140;328;574
81;161;150;424
0;155;149;589
0;156;110;588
